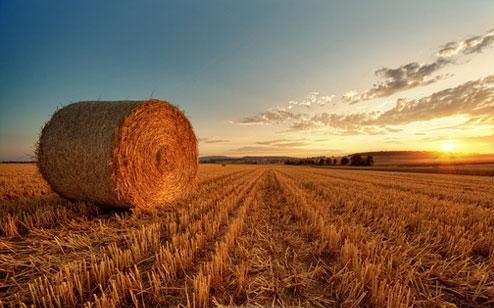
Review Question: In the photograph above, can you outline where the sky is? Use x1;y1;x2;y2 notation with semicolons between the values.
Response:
1;0;493;160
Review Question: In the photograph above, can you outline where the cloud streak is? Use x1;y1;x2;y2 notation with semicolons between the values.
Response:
230;143;342;155
291;75;494;132
235;92;335;125
343;58;451;104
237;109;307;125
438;29;494;57
287;92;335;109
460;134;494;144
255;139;307;148
372;75;494;125
198;137;230;144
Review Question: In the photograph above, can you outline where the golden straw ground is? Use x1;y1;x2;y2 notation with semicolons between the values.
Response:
37;100;198;208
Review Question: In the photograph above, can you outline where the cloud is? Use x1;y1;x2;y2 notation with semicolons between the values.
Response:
317;126;397;136
230;144;342;155
236;109;307;125
255;138;304;145
232;146;289;153
342;90;359;102
254;139;308;148
198;137;230;144
384;140;402;144
385;127;403;133
238;75;494;135
309;112;375;130
437;42;461;58
270;141;308;147
343;58;451;103
287;120;319;131
255;139;287;145
372;75;494;125
287;92;335;109
231;138;310;154
438;28;494;57
465;115;494;125
291;75;494;132
232;144;304;153
343;28;493;104
460;134;494;143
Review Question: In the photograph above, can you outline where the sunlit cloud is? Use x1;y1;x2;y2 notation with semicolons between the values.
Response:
287;92;335;109
236;92;335;126
460;134;494;143
236;109;307;125
343;28;493;104
239;75;494;135
198;137;230;143
342;58;451;104
228;138;313;155
437;28;494;57
371;75;494;126
342;90;359;102
255;138;305;146
465;115;494;125
232;144;305;153
230;144;342;156
288;120;319;131
307;112;375;130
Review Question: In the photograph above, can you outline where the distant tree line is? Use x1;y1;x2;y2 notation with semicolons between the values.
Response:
349;154;374;166
284;154;374;166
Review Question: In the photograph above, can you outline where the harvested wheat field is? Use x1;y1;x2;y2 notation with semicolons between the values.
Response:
1;163;494;307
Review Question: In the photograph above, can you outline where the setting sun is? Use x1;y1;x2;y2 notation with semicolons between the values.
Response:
441;141;455;153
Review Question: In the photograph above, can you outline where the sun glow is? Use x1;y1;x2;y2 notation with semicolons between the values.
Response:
441;141;455;153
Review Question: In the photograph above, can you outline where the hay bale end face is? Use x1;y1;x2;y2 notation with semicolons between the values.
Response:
37;100;198;208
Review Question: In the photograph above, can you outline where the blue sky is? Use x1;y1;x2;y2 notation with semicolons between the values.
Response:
1;0;494;160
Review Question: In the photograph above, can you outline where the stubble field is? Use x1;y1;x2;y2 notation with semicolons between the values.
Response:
1;163;493;307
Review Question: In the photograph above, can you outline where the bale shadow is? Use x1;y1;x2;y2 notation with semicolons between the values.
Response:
95;203;133;216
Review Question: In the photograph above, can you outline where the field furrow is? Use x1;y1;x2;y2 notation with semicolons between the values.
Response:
208;169;337;307
1;167;259;305
305;167;494;207
2;164;493;307
84;167;267;307
277;166;494;307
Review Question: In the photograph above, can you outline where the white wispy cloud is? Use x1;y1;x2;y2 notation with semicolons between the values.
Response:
198;137;230;144
287;92;335;109
236;109;307;125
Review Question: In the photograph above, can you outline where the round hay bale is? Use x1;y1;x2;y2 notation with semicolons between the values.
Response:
37;100;198;208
